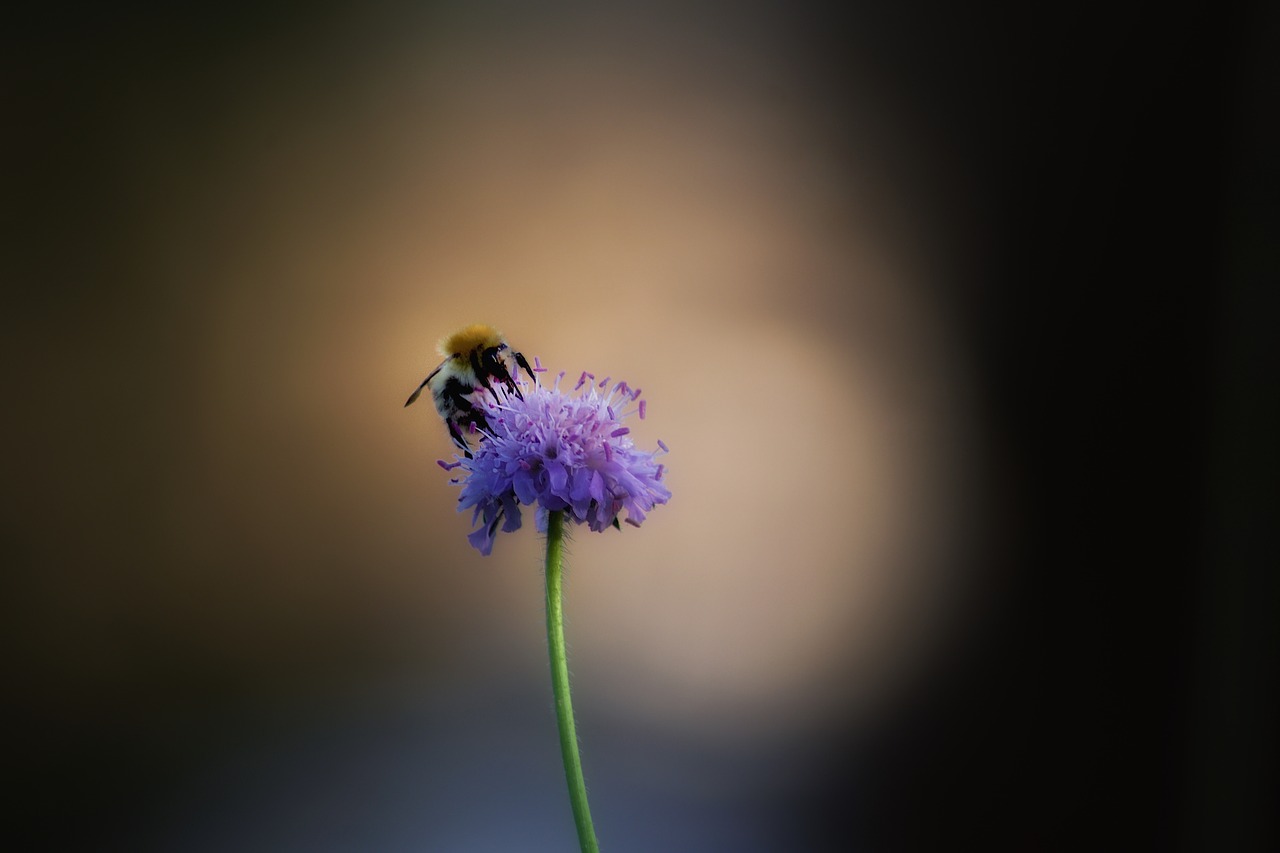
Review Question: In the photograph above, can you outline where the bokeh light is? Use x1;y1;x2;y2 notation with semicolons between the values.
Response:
14;1;1262;850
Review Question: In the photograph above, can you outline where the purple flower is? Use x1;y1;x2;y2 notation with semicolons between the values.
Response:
445;371;671;555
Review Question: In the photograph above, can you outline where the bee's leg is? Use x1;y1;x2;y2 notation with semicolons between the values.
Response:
513;351;536;384
470;349;497;395
441;378;479;457
492;351;528;400
494;360;523;400
448;421;474;458
482;346;523;401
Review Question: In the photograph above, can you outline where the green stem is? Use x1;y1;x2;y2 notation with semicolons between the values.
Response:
544;510;600;853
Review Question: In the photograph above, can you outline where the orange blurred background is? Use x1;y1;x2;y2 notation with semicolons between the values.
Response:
8;5;979;849
7;2;1271;851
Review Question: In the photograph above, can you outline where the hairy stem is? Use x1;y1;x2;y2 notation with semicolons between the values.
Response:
545;510;600;853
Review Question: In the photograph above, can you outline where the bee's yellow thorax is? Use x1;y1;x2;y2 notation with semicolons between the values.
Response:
440;324;502;357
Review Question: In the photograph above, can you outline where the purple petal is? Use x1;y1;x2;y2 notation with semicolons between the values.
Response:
467;526;496;555
500;495;523;532
547;460;568;495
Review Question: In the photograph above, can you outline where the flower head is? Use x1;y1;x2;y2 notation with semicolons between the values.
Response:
444;371;671;555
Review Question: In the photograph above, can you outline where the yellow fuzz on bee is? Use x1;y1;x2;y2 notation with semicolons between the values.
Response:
439;324;504;357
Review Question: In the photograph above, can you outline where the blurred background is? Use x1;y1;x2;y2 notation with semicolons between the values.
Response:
5;1;1275;850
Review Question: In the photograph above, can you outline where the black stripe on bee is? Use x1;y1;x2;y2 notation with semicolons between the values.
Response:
441;376;475;413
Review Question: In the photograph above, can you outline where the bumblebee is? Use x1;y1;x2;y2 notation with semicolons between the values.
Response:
405;324;535;454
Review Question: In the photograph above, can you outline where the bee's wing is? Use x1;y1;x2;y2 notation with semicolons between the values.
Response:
405;363;444;407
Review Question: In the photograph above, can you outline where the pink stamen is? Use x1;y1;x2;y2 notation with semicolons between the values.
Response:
638;400;647;419
656;464;664;480
533;356;546;372
575;371;589;390
611;427;630;437
437;459;463;471
598;376;611;388
657;439;669;453
631;387;642;400
606;406;616;420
